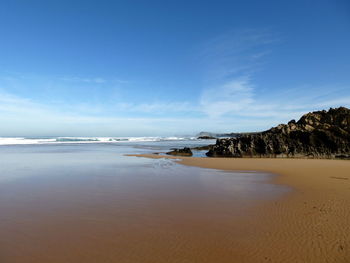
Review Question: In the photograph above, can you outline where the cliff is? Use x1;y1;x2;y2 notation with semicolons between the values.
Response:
206;107;350;158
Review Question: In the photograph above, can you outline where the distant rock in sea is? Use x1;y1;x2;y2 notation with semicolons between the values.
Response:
197;135;216;139
166;147;193;156
196;131;257;139
206;107;350;158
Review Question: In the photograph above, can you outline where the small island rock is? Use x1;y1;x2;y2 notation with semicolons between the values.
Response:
166;147;193;156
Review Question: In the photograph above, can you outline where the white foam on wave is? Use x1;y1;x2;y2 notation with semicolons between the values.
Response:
0;137;56;145
0;136;197;145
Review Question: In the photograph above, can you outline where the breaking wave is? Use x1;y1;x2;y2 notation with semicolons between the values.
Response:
0;136;197;145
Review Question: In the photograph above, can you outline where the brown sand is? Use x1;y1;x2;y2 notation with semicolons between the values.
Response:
131;154;350;262
0;155;286;263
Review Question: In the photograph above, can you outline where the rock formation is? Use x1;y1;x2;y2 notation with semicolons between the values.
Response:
197;131;255;138
206;107;350;158
167;147;193;156
197;136;216;139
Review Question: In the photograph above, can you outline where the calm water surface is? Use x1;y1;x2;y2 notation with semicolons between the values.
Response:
0;143;289;263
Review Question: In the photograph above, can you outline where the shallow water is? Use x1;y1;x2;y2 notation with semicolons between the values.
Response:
0;143;289;263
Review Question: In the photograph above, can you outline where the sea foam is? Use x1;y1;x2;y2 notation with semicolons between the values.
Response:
0;137;197;145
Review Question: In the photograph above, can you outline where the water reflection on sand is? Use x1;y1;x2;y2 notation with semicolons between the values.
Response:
0;143;289;263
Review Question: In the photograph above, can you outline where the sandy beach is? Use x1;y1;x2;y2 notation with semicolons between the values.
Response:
2;1;349;262
0;143;349;263
0;144;286;263
131;154;350;262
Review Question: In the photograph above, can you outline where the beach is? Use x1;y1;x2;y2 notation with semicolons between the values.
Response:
0;142;285;263
2;0;349;262
132;154;350;262
0;141;349;262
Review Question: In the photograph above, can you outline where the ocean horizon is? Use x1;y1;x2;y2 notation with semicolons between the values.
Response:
0;136;201;145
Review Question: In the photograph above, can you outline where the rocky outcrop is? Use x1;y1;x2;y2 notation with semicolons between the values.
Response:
206;107;350;158
167;147;193;156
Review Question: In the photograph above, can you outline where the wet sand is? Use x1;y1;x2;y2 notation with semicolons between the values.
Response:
131;154;350;262
0;142;349;263
0;144;287;263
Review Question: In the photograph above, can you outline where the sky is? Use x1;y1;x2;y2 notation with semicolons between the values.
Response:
0;0;349;136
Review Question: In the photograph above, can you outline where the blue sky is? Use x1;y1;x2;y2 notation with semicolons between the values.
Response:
0;0;349;136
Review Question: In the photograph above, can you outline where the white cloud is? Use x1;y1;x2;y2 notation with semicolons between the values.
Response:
198;77;350;123
196;28;350;125
200;78;254;118
61;76;106;83
0;26;349;136
59;76;130;85
0;83;349;136
116;102;197;114
199;29;279;80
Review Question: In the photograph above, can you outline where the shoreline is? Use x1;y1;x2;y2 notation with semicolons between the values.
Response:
129;154;350;262
127;153;350;184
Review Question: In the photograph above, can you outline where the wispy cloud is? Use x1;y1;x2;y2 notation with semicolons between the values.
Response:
0;28;349;136
116;102;197;114
60;76;130;84
0;90;220;136
0;82;349;136
197;29;278;119
199;80;350;122
200;78;254;118
199;28;279;80
60;76;107;84
196;28;350;126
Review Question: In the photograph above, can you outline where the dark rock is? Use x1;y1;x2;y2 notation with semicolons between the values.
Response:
198;136;216;139
191;145;214;151
335;154;350;159
166;147;193;156
206;107;350;158
197;131;255;138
